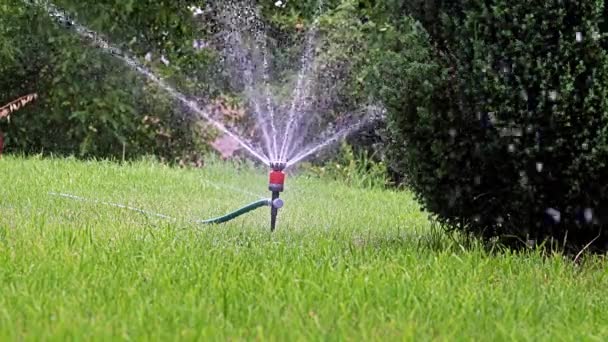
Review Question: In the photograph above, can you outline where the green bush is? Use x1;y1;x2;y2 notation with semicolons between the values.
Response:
374;0;608;251
364;15;442;183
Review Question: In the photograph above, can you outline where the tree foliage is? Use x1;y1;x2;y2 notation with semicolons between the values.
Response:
0;0;215;160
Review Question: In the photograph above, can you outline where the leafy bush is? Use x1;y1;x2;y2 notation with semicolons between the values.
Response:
364;15;442;183
374;0;608;251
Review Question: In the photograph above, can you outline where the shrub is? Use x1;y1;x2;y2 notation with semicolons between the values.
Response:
364;15;444;183
374;0;608;251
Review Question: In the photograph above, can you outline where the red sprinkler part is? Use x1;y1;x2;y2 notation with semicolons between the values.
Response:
269;169;286;192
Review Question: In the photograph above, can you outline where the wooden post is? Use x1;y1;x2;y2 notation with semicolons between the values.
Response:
0;93;38;120
0;93;38;158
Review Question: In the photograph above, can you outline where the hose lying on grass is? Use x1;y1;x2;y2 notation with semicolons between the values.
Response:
49;192;270;224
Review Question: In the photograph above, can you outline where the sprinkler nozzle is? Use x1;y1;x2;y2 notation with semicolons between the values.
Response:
270;161;286;171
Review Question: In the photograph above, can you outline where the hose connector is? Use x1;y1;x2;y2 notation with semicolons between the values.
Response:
272;198;284;209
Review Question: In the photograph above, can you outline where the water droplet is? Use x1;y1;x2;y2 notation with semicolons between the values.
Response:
449;128;457;137
193;39;208;50
500;127;522;137
160;55;170;66
144;52;152;62
474;175;481;185
189;6;204;16
513;127;522;137
576;31;583;42
274;0;286;7
520;89;528;101
582;142;589;150
519;170;528;186
508;144;516;153
548;90;558;101
545;208;561;224
584;208;594;223
489;112;496;121
526;125;534;134
536;162;543;172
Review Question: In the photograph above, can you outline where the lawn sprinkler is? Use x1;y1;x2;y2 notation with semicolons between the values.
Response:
51;161;288;232
269;161;286;232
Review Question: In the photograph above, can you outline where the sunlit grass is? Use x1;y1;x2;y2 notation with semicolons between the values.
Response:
0;156;606;340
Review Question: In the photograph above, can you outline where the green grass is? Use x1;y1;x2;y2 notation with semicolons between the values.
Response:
0;156;606;341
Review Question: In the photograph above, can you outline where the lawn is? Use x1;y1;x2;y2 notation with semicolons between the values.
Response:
0;156;606;340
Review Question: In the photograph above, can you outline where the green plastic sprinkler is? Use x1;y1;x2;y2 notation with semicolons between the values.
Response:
269;161;286;231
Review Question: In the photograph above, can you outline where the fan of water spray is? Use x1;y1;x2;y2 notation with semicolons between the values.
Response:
25;0;385;230
212;0;384;169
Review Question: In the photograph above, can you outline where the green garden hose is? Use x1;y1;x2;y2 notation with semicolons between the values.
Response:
195;199;271;224
50;192;272;225
50;164;287;230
